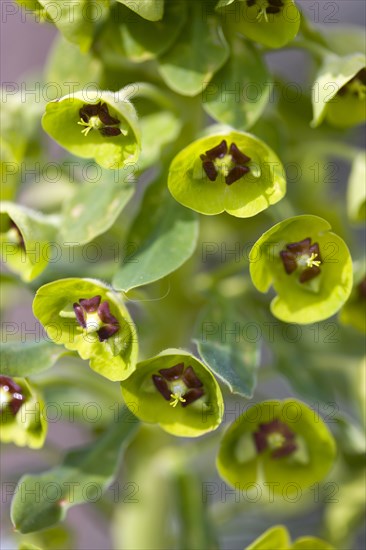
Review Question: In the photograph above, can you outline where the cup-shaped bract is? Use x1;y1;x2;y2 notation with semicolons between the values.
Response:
121;349;224;437
168;132;286;218
217;0;300;49
245;525;335;549
0;376;47;449
217;399;336;495
249;215;353;324
312;54;366;128
42;90;140;169
0;202;57;282
33;278;138;381
339;267;366;333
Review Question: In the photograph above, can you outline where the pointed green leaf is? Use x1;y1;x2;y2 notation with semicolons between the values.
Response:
347;152;366;223
203;39;271;130
60;170;134;244
0;341;69;378
246;525;291;549
158;5;229;96
194;296;260;397
115;0;164;21
113;180;199;292
11;407;139;533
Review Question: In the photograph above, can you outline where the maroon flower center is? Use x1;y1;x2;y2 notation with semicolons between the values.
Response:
247;0;284;16
78;101;122;137
280;237;322;283
253;419;297;459
152;363;205;407
73;295;119;342
337;68;366;99
0;376;25;417
200;140;251;185
358;277;366;300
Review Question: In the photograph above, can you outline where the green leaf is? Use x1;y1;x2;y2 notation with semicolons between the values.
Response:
11;406;139;533
19;543;42;550
113;179;199;293
311;53;366;127
108;1;186;62
0;341;69;377
292;538;334;549
194;296;260;398
347;152;366;223
158;4;229;96
38;0;109;52
139;111;182;171
115;0;164;21
60;170;134;245
202;39;271;130
246;525;291;549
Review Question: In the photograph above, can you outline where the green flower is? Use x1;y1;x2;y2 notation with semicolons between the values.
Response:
121;349;224;437
246;525;335;549
33;278;138;381
0;202;57;282
339;265;366;333
217;0;300;49
168;132;286;218
0;376;47;449
312;54;366;128
249;215;353;324
42;90;140;169
217;399;336;495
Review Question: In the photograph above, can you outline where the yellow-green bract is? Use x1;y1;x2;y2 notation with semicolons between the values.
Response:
42;89;140;169
168;131;286;218
121;349;224;437
216;0;301;49
32;278;138;381
0;377;47;449
246;525;335;549
249;215;353;324
217;399;336;496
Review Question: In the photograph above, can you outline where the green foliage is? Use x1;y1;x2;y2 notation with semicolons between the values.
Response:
2;1;365;547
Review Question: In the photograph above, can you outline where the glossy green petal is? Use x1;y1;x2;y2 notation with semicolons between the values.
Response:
0;378;47;449
292;538;335;550
339;262;366;333
42;90;140;170
249;215;353;324
33;278;138;381
246;525;291;549
121;349;224;437
168;131;286;218
311;54;366;128
217;0;300;49
217;399;336;495
347;152;366;223
0;202;58;282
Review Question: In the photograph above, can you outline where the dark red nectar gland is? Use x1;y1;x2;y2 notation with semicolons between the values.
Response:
253;418;297;458
247;0;284;19
358;277;366;299
78;102;122;137
73;295;119;342
152;363;205;407
200;140;251;185
0;376;25;416
280;238;322;283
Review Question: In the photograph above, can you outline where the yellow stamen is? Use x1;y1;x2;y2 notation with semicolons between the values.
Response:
306;253;321;268
169;392;186;407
